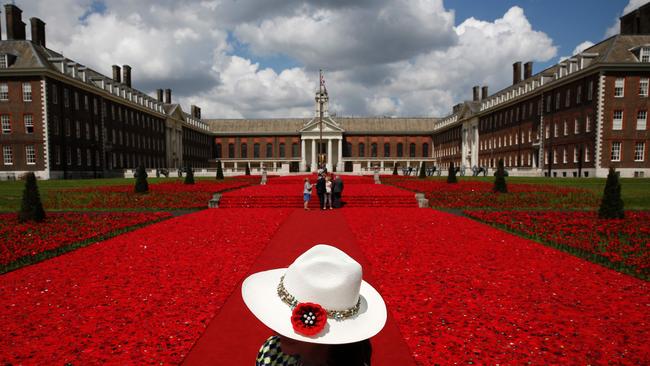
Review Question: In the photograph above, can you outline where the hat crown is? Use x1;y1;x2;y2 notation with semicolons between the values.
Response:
284;245;362;311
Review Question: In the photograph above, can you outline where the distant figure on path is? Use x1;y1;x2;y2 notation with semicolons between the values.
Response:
316;174;326;210
324;175;333;210
242;244;386;366
332;175;344;208
303;178;312;211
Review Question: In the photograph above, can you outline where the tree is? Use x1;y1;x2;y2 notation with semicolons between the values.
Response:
392;164;398;175
184;165;195;185
134;165;148;193
18;172;46;223
598;167;624;219
418;161;426;179
447;162;458;183
245;162;251;176
216;160;224;180
493;158;508;193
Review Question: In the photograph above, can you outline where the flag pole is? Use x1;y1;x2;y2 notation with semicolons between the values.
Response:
319;69;324;170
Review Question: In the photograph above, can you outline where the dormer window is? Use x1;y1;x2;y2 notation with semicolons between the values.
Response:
641;47;650;62
0;55;7;69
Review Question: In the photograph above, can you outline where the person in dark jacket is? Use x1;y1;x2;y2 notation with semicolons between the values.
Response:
332;175;344;208
316;174;326;210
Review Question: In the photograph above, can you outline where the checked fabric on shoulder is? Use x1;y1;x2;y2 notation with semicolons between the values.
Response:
256;336;300;366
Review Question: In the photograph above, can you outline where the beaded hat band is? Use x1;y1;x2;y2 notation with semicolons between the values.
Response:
277;275;361;320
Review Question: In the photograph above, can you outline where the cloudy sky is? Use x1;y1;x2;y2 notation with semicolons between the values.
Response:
14;0;649;118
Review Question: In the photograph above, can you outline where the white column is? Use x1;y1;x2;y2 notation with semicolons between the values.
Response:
300;139;306;171
337;138;343;171
311;139;316;171
326;138;333;171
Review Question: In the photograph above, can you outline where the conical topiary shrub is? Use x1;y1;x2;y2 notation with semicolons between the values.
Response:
419;162;426;179
134;165;149;193
216;160;224;180
184;165;195;184
447;162;457;183
245;163;251;176
598;167;624;219
493;158;508;193
18;172;46;223
392;164;398;175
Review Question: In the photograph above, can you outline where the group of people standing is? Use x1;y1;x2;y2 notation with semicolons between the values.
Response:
303;174;344;210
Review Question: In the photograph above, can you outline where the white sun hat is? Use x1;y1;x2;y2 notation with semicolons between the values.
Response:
241;244;387;344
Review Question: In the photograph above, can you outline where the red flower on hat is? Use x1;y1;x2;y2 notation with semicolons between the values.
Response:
291;302;327;336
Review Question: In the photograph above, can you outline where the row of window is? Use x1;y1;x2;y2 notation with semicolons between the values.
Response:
546;80;595;113
479;153;537;168
215;142;431;159
480;129;537;151
1;145;36;165
611;110;648;130
614;77;649;98
545;116;593;138
1;114;35;134
0;82;32;102
610;141;646;162
544;146;592;165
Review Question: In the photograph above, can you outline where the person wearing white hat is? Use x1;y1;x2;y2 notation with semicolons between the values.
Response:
242;244;387;366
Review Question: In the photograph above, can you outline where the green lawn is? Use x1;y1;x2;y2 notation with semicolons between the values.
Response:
0;177;215;212
403;176;650;210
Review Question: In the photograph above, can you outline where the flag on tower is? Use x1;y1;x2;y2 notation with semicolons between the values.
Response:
320;69;327;94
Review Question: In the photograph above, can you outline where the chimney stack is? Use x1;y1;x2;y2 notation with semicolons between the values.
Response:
523;61;533;80
5;4;26;40
112;65;121;83
30;17;45;47
164;89;172;104
122;65;131;88
472;85;480;101
481;86;489;100
156;89;163;102
512;61;522;85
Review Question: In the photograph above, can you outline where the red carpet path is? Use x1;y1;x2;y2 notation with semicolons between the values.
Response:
182;209;417;366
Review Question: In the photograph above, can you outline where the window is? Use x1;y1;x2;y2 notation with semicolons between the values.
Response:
370;143;377;158
611;142;621;161
397;143;403;157
635;142;645;161
637;110;647;130
546;96;552;112
0;83;8;101
612;110;623;130
573;147;579;163
614;78;625;97
25;145;36;165
555;92;561;110
253;143;260;158
383;143;390;157
574;118;579;134
279;143;285;158
1;115;10;134
52;84;58;104
562;147;567;164
640;78;649;97
292;143;299;158
24;115;33;134
576;85;582;103
241;143;247;158
641;47;650;62
228;143;234;158
266;143;273;158
553;149;557;164
545;125;550;139
422;143;429;157
84;95;89;111
63;88;69;108
75;120;81;138
585;145;590;162
65;118;71;136
587;80;594;101
77;148;82;166
565;89;571;107
22;82;32;102
86;149;92;167
85;122;91;140
93;98;98;114
358;143;365;157
554;123;558;137
3;146;12;165
0;55;7;68
54;145;61;165
409;143;416;157
52;116;59;135
74;92;79;110
586;115;591;132
564;120;568;136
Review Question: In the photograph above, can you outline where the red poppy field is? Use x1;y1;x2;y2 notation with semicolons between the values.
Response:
0;208;290;365
0;211;171;271
43;179;255;210
382;176;599;209
343;208;650;365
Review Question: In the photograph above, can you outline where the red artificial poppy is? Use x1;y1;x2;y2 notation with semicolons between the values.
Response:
291;302;327;336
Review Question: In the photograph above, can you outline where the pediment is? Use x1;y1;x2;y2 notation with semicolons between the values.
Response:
300;116;344;133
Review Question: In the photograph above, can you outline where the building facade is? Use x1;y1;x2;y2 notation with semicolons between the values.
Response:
1;3;649;179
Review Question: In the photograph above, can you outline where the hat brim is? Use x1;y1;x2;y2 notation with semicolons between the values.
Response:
242;268;387;344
